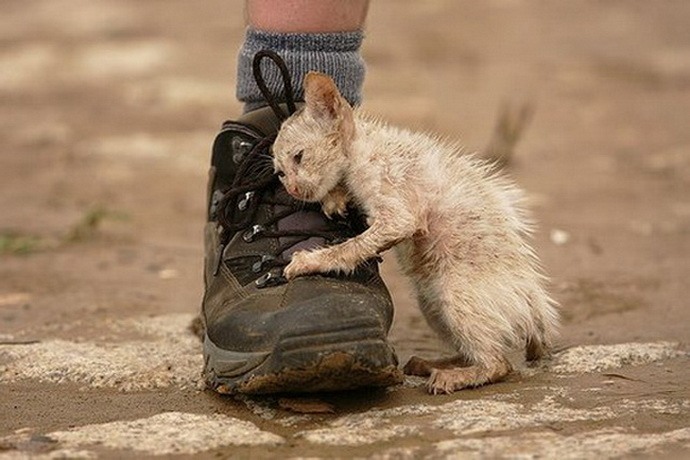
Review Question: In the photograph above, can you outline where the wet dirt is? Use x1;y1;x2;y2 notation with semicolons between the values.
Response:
1;0;689;458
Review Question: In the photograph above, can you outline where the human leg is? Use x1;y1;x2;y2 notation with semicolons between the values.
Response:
238;0;369;111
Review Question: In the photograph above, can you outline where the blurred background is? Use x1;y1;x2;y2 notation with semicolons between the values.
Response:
1;0;689;456
1;0;688;348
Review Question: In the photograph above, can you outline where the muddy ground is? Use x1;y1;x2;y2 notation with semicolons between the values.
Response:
0;0;689;458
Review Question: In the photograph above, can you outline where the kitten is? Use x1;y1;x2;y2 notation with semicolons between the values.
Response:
272;72;559;394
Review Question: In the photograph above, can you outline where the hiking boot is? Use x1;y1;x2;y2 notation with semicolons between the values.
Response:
200;53;402;394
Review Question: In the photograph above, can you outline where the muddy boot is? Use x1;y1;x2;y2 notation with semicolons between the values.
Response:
200;53;402;395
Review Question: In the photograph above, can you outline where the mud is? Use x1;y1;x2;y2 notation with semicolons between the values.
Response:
1;0;689;458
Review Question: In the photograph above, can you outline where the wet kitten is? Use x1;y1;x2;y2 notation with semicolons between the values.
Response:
272;72;559;394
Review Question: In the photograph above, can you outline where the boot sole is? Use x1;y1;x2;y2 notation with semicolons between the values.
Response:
203;324;403;394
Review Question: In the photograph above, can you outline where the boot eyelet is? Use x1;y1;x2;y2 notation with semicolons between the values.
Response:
231;136;254;164
238;191;255;211
252;254;275;273
255;271;286;288
243;224;264;243
255;272;270;287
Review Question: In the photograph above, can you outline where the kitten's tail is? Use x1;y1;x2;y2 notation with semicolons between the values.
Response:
483;102;534;169
526;335;546;361
525;293;559;362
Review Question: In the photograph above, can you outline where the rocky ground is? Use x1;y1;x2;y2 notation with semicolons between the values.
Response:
1;0;688;458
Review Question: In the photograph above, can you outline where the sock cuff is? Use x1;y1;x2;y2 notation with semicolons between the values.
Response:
243;28;364;52
237;27;365;112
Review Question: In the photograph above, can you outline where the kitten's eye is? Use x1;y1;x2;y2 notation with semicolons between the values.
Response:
276;170;285;178
293;150;304;165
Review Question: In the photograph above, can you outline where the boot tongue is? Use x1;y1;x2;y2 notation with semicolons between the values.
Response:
273;187;329;258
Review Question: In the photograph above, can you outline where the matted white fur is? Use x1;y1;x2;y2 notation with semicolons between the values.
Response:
273;72;559;394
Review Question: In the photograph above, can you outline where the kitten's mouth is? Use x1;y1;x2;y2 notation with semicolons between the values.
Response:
286;184;314;202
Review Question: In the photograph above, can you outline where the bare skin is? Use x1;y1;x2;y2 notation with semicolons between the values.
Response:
246;0;370;33
271;73;559;394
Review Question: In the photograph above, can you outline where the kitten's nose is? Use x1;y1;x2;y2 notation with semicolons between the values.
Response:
287;184;300;197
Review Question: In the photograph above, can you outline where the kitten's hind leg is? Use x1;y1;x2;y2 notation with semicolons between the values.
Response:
425;357;512;395
411;278;515;394
403;355;472;377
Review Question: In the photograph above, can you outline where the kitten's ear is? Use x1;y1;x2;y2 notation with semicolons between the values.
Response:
304;72;355;141
304;72;347;121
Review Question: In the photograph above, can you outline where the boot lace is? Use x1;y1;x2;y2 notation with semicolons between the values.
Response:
213;51;362;288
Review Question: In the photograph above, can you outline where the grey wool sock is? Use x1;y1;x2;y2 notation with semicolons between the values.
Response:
237;28;365;112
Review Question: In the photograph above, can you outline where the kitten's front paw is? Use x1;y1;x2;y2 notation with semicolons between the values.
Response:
283;250;328;280
321;198;347;219
321;189;349;219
